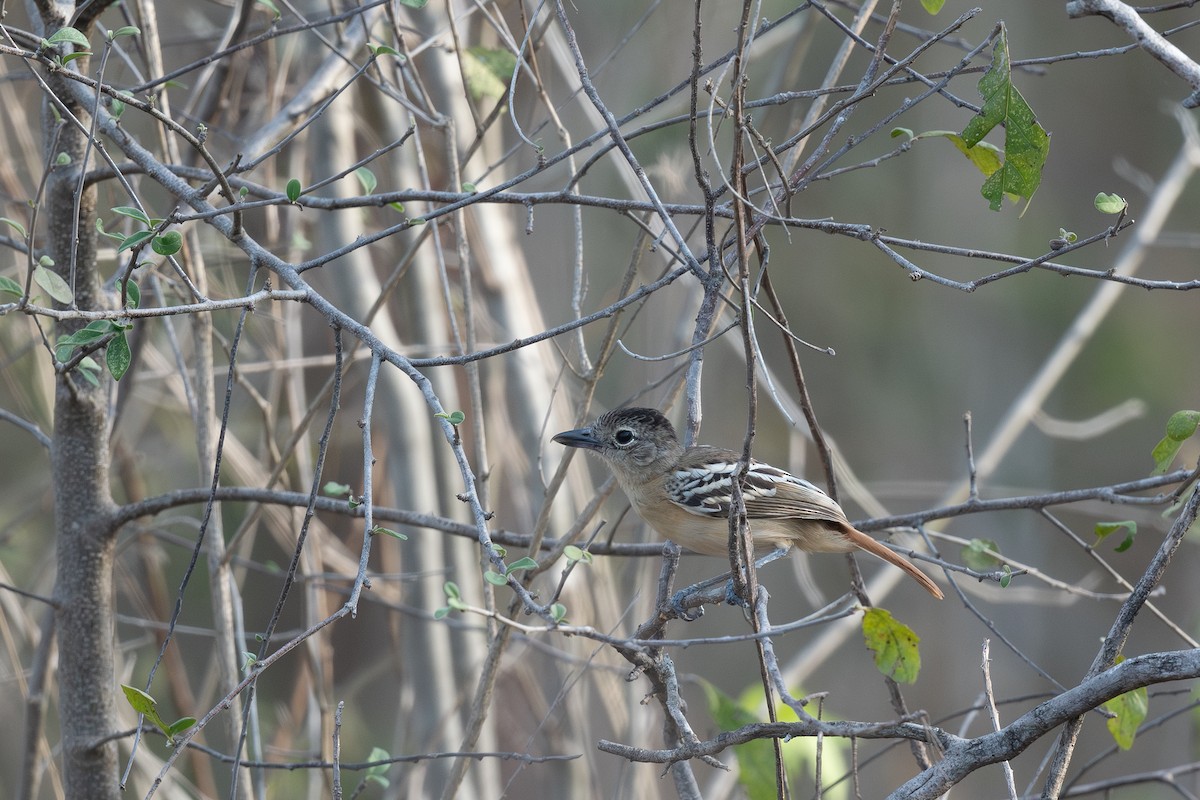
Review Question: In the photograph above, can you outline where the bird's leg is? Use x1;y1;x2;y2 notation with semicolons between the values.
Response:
669;547;790;620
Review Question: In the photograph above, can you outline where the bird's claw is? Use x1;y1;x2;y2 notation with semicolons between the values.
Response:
723;578;749;608
670;588;705;621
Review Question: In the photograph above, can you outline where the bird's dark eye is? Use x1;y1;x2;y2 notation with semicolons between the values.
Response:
614;428;635;446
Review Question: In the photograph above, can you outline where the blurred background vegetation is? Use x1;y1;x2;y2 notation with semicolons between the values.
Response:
2;1;1199;798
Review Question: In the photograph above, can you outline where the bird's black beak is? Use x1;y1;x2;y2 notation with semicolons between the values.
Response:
552;426;601;451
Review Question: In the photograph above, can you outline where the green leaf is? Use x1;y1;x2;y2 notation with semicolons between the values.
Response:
152;231;182;256
119;280;140;309
862;607;922;684
56;320;119;361
701;680;837;800
1095;192;1128;214
109;26;141;40
96;218;125;243
959;24;1050;211
285;178;302;203
116;230;154;253
76;356;101;386
323;481;352;496
365;746;391;786
564;545;592;564
492;545;507;558
396;0;428;7
0;275;24;298
55;152;71;166
507;557;538;572
355;167;377;195
121;684;157;716
461;182;477;193
370;525;408;541
1103;657;1147;750
443;581;461;600
112;206;152;226
0;216;28;238
1166;409;1200;440
166;716;196;737
435;410;466;425
433;606;451;619
1151;410;1200;474
106;332;132;380
1095;521;1137;553
34;265;74;304
463;47;516;100
368;43;402;58
921;0;945;12
61;51;90;65
704;682;783;800
483;569;508;586
550;603;567;622
999;564;1013;588
961;538;1001;571
46;27;91;49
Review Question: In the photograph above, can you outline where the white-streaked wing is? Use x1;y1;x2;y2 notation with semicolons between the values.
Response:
664;452;846;524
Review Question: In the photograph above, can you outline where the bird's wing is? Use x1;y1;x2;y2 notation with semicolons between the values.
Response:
664;450;846;524
740;462;849;524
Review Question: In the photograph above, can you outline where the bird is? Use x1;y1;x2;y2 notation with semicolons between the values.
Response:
553;407;943;600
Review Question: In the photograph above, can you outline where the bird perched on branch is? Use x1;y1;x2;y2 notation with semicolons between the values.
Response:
553;407;943;600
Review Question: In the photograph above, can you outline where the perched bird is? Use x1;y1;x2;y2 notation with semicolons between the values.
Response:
553;407;943;600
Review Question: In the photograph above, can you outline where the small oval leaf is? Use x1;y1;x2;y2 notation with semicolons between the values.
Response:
120;280;140;309
46;27;91;48
355;167;377;194
1094;192;1128;214
0;216;28;238
106;332;132;380
0;275;24;298
34;265;75;304
152;231;182;256
116;230;154;253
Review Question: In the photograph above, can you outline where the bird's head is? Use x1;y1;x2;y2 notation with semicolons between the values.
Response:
553;407;683;480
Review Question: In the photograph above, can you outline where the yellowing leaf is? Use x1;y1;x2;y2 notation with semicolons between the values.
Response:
463;47;516;101
1103;658;1147;750
1151;410;1200;475
862;607;922;683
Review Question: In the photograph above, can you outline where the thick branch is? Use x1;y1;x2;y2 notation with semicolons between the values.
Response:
1066;0;1200;106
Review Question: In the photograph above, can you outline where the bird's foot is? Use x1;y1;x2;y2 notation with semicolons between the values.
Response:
723;578;749;608
670;587;706;621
